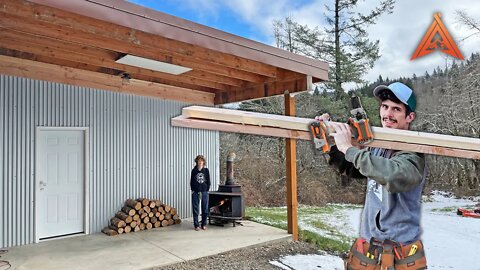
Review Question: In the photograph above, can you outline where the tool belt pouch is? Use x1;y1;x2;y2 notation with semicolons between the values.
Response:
394;241;427;270
345;238;379;270
380;249;394;269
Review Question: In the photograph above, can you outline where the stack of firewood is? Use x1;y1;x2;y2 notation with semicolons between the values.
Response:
102;198;181;236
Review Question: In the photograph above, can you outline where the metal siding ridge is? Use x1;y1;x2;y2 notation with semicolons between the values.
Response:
11;76;17;247
19;77;25;245
0;76;4;247
27;79;34;245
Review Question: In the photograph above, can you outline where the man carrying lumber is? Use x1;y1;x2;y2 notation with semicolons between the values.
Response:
320;82;427;269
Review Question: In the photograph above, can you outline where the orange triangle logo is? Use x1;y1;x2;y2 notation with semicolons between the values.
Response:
411;13;464;60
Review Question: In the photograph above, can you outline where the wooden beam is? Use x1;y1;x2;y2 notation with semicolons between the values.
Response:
0;55;215;105
215;75;310;104
171;116;480;160
0;1;278;78
285;93;298;241
181;106;480;152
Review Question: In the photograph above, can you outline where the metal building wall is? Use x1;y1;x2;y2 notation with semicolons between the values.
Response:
0;75;220;248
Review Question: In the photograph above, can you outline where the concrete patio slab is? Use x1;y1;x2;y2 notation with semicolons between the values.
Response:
1;220;290;270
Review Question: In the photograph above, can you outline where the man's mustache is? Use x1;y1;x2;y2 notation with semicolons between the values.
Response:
382;117;397;123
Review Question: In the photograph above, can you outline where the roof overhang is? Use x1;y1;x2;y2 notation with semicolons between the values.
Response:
0;0;329;105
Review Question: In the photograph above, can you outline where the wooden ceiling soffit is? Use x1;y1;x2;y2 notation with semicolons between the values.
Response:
215;75;312;104
0;13;268;84
28;0;329;80
0;0;282;79
1;28;247;87
0;55;215;105
0;38;229;93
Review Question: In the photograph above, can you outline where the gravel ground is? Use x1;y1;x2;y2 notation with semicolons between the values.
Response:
156;240;321;270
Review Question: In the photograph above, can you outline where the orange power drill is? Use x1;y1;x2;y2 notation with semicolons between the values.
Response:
310;94;374;154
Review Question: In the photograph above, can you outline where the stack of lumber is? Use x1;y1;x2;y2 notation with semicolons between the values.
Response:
102;198;181;236
171;106;480;160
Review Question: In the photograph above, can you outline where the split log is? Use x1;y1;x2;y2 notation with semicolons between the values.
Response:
109;225;124;234
130;221;137;228
138;208;145;215
133;214;140;221
161;220;168;227
154;221;161;228
125;199;142;210
146;222;153;230
139;223;146;230
121;206;136;216
170;208;177;215
143;217;150;224
124;225;132;233
168;219;174;226
154;200;162;207
110;217;126;228
149;201;156;208
175;219;181;225
148;212;154;218
143;206;151;213
137;198;150;206
115;211;133;224
102;227;118;236
133;226;140;232
140;212;148;219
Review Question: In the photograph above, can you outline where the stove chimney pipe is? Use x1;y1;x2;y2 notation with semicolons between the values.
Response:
225;152;236;185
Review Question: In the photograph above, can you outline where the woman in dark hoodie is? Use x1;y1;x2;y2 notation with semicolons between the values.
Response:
190;155;211;230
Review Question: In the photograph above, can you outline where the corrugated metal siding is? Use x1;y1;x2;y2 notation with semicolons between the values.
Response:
0;74;219;248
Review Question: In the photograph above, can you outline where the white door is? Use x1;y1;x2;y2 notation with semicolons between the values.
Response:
37;130;85;239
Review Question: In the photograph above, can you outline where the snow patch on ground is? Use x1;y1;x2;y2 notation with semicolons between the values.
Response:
271;191;480;270
270;253;344;270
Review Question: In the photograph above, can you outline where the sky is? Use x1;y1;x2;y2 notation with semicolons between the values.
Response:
128;0;480;88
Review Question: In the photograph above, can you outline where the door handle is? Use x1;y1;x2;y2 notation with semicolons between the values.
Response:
39;181;47;190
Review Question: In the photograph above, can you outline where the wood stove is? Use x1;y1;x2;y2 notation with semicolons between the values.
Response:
208;153;244;226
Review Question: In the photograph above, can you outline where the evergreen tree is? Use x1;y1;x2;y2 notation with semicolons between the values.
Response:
273;0;395;100
424;71;430;79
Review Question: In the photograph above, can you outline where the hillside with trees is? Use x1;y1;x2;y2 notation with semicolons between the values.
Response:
218;5;479;206
218;53;480;206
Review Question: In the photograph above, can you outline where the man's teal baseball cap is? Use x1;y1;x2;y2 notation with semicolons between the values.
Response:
373;82;416;112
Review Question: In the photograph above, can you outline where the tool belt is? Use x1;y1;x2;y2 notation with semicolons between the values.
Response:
344;237;427;270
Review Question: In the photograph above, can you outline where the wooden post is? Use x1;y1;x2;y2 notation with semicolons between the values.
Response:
284;92;298;241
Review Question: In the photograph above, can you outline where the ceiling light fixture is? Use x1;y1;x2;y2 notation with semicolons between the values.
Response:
116;54;192;75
